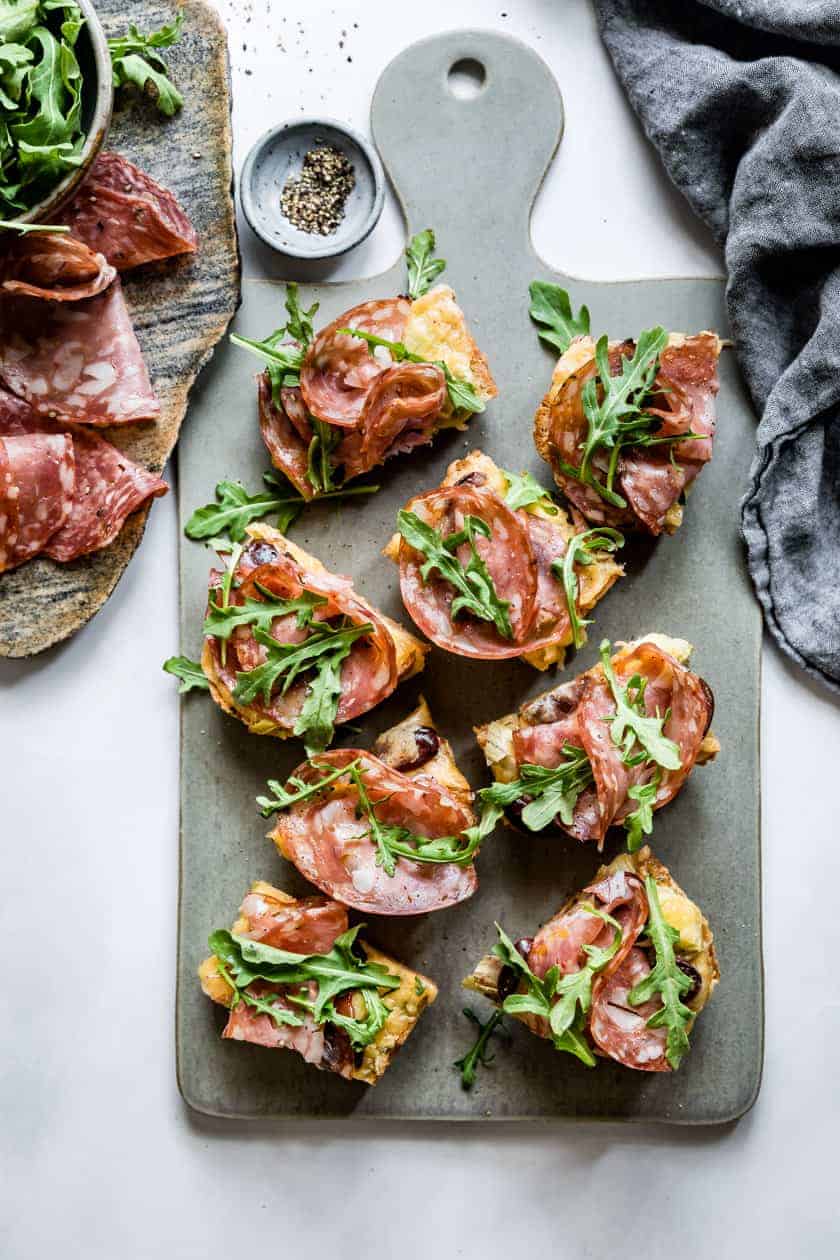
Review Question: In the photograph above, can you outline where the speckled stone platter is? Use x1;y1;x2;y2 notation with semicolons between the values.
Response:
0;0;239;657
176;31;762;1123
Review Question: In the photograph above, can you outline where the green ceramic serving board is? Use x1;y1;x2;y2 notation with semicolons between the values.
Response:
176;31;762;1123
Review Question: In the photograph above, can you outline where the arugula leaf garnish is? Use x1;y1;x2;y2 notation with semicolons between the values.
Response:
257;758;362;817
306;417;340;495
162;654;209;694
491;909;621;1066
624;770;660;851
406;228;446;300
185;475;378;547
454;1008;509;1090
185;478;305;543
203;588;325;642
529;281;590;353
599;639;682;771
550;527;624;650
338;327;485;415
230;282;318;399
232;621;372;753
210;923;400;1049
477;746;595;831
628;876;694;1069
397;508;513;639
107;12;184;117
230;334;305;393
502;468;559;516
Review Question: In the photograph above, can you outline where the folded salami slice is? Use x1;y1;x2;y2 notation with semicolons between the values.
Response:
1;231;116;302
0;390;167;562
268;748;477;915
0;277;160;425
0;432;74;572
300;298;413;428
535;333;720;535
55;152;198;271
257;375;314;500
476;634;717;848
388;452;623;666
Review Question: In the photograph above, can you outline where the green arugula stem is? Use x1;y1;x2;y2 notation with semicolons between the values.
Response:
453;1008;509;1089
551;527;624;650
338;327;485;415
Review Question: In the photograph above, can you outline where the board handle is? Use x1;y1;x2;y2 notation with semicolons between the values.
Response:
371;30;563;269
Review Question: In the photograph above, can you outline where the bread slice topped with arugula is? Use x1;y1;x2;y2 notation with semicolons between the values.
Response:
475;634;719;851
198;523;428;750
259;698;491;916
463;847;719;1073
530;282;721;536
383;450;624;670
199;881;436;1085
230;230;497;500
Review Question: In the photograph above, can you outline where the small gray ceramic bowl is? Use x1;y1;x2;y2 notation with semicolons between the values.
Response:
240;118;385;260
23;0;113;223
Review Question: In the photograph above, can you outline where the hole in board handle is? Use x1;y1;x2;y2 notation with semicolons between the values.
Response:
447;58;486;100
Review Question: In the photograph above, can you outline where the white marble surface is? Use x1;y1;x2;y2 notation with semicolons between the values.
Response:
2;1;838;1255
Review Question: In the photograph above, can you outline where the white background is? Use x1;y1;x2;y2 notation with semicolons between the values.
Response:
2;2;838;1256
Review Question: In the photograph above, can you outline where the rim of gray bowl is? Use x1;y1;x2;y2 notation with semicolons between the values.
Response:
240;117;386;260
21;0;113;224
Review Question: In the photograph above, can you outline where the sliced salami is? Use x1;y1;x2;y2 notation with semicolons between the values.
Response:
55;152;198;271
237;888;348;954
589;945;670;1072
1;231;116;302
0;391;168;562
340;361;447;481
205;539;398;732
257;374;314;500
397;483;539;658
0;432;74;572
269;749;477;915
530;868;648;980
299;297;412;428
0;277;160;425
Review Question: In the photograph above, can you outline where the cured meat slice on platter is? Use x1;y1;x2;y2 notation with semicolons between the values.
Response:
383;450;624;669
265;699;479;915
200;523;428;745
0;278;160;425
55;152;198;271
533;325;721;536
464;847;719;1073
475;633;718;849
0;432;74;572
0;392;167;564
0;232;116;302
199;880;437;1084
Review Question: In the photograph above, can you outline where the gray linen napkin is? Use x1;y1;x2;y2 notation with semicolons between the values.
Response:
594;0;840;692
